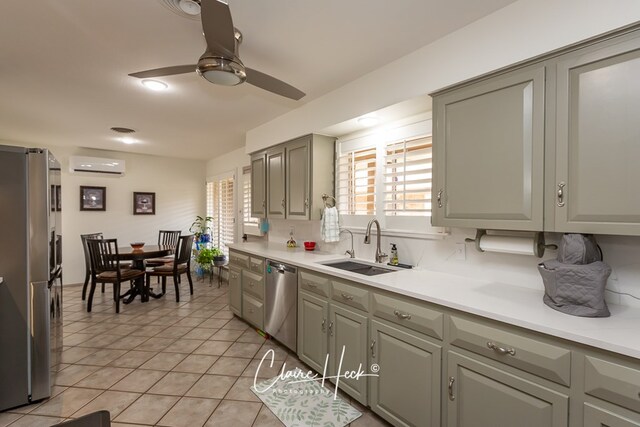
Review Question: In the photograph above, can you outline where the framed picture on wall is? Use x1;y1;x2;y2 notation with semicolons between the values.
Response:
80;186;106;211
133;192;156;215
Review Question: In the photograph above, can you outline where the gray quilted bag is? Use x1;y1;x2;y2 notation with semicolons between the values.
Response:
538;234;611;317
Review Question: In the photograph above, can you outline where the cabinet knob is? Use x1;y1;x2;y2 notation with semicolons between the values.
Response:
557;182;566;207
306;282;317;288
370;339;376;358
437;189;443;208
448;376;455;401
487;341;516;356
281;199;286;209
341;293;354;301
321;318;326;332
328;321;334;336
394;309;412;320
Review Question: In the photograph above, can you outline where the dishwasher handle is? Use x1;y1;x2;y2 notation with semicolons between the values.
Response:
266;260;297;275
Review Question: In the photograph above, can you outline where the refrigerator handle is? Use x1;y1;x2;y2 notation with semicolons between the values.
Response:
30;281;51;401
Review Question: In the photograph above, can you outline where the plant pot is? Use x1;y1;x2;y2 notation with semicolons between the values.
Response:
213;255;227;267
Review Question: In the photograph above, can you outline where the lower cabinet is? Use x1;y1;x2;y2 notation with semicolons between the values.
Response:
228;265;242;316
583;404;640;427
446;351;568;427
369;319;441;427
297;290;329;374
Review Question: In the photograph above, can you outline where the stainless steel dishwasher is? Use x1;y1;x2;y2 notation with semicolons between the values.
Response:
264;260;297;352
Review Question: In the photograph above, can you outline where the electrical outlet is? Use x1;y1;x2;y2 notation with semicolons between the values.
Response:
454;243;466;261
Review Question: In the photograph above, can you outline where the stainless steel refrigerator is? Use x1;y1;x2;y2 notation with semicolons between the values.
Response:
0;145;62;411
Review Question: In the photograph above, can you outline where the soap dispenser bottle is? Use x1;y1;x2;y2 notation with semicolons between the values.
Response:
390;243;399;265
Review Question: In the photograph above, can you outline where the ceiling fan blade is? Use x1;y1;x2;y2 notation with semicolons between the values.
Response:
245;67;305;100
128;65;196;79
201;0;235;57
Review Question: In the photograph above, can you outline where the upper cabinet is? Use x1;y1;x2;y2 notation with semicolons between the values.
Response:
251;134;335;221
431;28;640;236
432;65;546;231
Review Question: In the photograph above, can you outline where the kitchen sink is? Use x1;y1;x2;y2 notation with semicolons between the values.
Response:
320;260;397;276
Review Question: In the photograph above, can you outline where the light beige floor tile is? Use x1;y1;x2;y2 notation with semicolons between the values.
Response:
61;333;94;346
185;375;236;399
193;340;233;356
0;412;22;426
54;364;101;386
155;326;194;339
172;354;218;374
157;397;220;427
110;369;167;393
110;350;157;368
182;327;217;340
105;335;150;350
63;322;93;333
130;325;168;337
71;390;140;418
349;411;391;426
223;342;261;359
114;394;179;425
163;338;205;353
74;366;133;389
220;317;248;329
135;337;176;352
236;330;267;344
252;405;285;427
108;324;141;336
5;414;65;427
76;348;128;366
198;318;230;329
212;311;235;321
31;387;102;417
172;317;205;328
209;329;243;342
147;372;201;396
207;357;251;376
59;347;99;364
258;343;290;361
139;352;188;371
241;359;284;379
223;377;260;402
77;334;121;348
203;400;261;427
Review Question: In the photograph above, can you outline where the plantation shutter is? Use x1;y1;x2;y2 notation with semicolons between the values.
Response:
337;146;377;215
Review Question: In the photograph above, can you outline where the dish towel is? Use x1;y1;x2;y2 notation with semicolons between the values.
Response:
321;206;340;242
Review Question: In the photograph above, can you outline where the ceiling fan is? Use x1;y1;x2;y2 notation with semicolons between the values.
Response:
129;0;305;100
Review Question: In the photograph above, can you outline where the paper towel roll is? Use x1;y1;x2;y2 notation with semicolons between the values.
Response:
478;235;536;256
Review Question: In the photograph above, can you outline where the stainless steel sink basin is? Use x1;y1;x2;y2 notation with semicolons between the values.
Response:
321;260;397;276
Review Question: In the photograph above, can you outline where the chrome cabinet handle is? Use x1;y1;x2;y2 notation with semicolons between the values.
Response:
437;189;443;208
341;293;354;301
281;199;286;209
321;318;326;332
487;341;516;356
231;274;238;279
305;282;317;288
370;339;376;358
448;376;455;401
304;198;309;209
328;321;334;336
262;200;266;208
557;182;566;207
248;282;254;287
394;310;412;320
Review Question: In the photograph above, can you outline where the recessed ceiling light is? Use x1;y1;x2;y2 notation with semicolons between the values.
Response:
357;115;379;127
110;127;135;134
178;0;201;15
119;136;138;145
141;79;168;91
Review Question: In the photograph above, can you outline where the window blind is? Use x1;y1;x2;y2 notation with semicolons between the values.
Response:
337;147;376;215
384;136;432;216
242;166;258;226
208;176;235;256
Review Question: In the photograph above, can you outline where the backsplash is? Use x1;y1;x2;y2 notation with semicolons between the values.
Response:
263;218;640;309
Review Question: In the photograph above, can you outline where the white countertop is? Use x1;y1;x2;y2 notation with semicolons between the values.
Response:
229;241;640;359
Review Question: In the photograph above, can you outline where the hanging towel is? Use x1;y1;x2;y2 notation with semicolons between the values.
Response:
321;206;340;242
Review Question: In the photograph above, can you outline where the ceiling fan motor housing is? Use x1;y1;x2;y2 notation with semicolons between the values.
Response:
197;55;247;86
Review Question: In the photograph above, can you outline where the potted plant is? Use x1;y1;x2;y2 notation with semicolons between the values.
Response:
189;215;213;246
211;247;227;266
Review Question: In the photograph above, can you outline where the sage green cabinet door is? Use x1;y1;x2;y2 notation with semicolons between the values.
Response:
329;304;368;405
583;403;640;427
369;320;441;427
267;148;286;218
250;153;266;218
229;266;242;316
555;36;640;235
297;291;328;374
286;137;311;220
432;65;545;231
447;352;568;427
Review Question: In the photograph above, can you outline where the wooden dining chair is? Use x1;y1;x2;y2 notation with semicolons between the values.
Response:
146;230;182;267
80;232;103;301
145;234;194;302
86;238;145;313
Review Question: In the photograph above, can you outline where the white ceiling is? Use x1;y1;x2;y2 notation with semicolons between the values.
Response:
0;0;515;160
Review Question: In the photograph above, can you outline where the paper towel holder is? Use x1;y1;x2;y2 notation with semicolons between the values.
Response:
465;229;558;258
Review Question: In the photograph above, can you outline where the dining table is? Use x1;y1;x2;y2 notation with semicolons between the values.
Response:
117;244;174;304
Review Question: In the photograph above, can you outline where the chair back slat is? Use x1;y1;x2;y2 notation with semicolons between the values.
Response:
175;235;194;266
87;238;120;274
81;233;103;270
159;230;181;247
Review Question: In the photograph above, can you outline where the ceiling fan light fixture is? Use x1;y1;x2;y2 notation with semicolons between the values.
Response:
141;79;168;91
178;0;201;15
197;56;246;86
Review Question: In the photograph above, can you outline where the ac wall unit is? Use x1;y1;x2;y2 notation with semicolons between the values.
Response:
69;156;125;175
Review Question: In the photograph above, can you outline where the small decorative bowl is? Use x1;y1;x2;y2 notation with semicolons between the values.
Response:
304;241;316;251
130;242;145;250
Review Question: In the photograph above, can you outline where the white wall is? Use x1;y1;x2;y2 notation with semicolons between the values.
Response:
246;0;640;152
1;141;207;285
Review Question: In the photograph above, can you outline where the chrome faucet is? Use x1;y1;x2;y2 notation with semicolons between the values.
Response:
340;228;355;258
364;219;387;263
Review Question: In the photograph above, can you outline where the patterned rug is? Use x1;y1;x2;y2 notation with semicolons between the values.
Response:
251;368;362;427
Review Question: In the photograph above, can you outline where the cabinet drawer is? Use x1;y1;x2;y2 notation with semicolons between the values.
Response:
243;270;264;300
371;292;443;340
249;257;264;274
585;356;640;413
299;270;330;297
229;251;250;269
242;292;263;329
448;316;571;386
331;280;369;312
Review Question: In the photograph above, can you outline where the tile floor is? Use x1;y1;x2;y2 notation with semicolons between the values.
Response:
0;277;390;427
